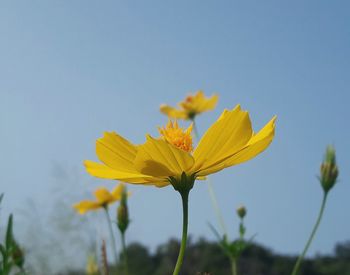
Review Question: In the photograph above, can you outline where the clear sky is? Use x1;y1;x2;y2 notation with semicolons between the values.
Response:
1;0;350;270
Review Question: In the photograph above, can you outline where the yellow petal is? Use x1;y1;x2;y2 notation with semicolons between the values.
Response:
134;135;195;178
84;160;156;183
192;105;253;172
96;132;138;173
73;201;101;214
225;116;276;165
193;91;218;113
160;104;188;119
152;181;171;188
197;116;276;176
94;188;115;204
200;94;218;112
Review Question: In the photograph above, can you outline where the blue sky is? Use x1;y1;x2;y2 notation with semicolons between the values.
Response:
1;0;350;268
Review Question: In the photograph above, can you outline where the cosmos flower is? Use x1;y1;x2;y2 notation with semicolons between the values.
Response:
84;105;276;188
73;183;125;214
160;90;218;120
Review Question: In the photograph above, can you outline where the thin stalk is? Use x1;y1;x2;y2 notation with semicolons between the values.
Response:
101;239;109;275
192;119;228;236
291;192;328;275
104;207;118;266
173;191;189;275
207;177;228;236
121;232;129;275
231;257;237;275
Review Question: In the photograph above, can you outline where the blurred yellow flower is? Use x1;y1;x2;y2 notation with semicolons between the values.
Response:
160;90;218;120
86;254;99;275
73;183;125;214
85;105;276;188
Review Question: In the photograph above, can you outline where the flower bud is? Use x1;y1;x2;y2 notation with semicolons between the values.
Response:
236;205;247;219
117;186;129;234
320;145;339;193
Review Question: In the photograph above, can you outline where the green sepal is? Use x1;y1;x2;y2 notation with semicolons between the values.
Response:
169;172;195;194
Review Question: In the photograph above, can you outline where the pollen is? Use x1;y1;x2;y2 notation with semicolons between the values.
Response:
159;121;193;152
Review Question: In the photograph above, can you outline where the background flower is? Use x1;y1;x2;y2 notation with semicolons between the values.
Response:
160;91;218;120
73;183;125;214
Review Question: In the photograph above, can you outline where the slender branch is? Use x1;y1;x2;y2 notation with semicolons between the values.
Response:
291;192;328;275
121;232;129;275
172;191;189;275
104;207;118;266
101;239;109;275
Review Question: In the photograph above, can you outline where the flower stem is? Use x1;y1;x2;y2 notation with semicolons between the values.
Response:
173;190;189;275
192;119;228;237
291;192;328;275
121;232;129;275
104;207;118;266
231;257;237;275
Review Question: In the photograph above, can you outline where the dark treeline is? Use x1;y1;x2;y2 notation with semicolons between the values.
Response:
64;238;350;275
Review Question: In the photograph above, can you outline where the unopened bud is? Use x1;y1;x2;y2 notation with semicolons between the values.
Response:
236;205;247;219
117;186;129;234
320;145;339;193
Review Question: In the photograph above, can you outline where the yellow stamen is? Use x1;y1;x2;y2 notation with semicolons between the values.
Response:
159;121;193;152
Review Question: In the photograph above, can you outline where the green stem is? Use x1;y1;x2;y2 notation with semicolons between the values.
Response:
121;232;129;275
173;191;189;275
192;119;228;237
104;207;118;266
291;192;328;275
231;257;237;275
191;119;200;141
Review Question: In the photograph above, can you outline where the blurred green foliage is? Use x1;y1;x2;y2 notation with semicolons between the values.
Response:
61;238;350;275
0;194;25;275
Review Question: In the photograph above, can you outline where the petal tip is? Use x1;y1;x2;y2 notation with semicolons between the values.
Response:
145;134;154;141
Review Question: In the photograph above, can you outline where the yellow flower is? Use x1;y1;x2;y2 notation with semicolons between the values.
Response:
160;90;218;120
86;254;99;275
73;183;125;214
85;105;276;188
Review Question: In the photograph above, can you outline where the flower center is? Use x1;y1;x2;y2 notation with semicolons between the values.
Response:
180;95;195;111
185;95;193;103
159;121;193;152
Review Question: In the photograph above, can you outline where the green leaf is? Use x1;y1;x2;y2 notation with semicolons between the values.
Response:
208;222;233;257
207;222;222;241
5;214;14;250
0;243;6;259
